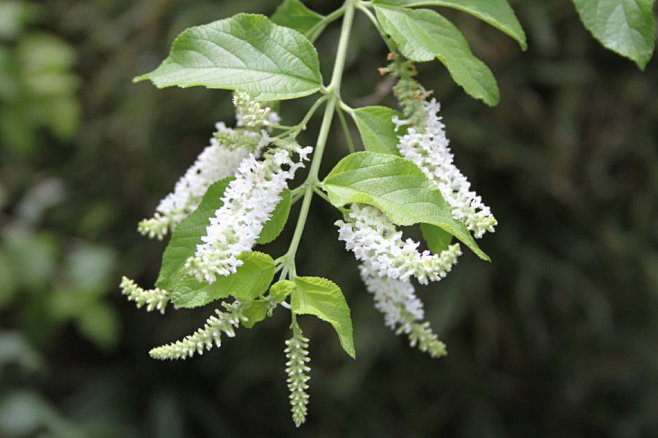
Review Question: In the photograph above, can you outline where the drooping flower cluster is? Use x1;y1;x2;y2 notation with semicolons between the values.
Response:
359;266;447;358
233;90;280;129
285;328;311;427
119;276;171;314
138;93;280;240
185;145;313;283
336;204;459;356
397;99;497;238
336;204;461;285
149;301;247;360
359;265;423;331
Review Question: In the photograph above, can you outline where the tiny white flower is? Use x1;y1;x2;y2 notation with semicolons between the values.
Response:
233;91;280;129
185;145;313;283
335;204;461;285
139;97;281;240
391;115;409;132
138;140;251;239
359;264;423;333
397;99;497;238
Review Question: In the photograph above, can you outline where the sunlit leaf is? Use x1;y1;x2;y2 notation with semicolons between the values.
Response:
322;151;488;260
135;14;323;100
292;276;355;358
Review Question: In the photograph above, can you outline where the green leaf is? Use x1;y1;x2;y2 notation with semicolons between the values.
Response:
421;223;453;253
172;252;274;308
373;0;527;50
156;178;232;291
375;5;500;106
241;300;270;328
257;189;291;244
322;151;488;260
172;252;275;308
270;280;295;302
352;106;405;156
292;277;355;358
572;0;655;69
271;0;324;35
135;14;323;101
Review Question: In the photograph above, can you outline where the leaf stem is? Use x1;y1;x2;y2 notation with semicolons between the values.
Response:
336;104;356;153
282;0;356;276
276;95;329;139
357;3;397;54
307;6;347;43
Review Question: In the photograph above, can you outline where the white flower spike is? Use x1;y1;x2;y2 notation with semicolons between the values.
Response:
397;99;497;238
336;204;462;285
185;145;313;283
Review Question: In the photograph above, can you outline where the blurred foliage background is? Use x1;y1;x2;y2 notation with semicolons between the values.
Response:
1;0;657;437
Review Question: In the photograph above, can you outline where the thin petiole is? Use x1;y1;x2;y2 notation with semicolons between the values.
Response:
312;186;331;203
306;5;347;43
336;104;356;154
275;95;330;140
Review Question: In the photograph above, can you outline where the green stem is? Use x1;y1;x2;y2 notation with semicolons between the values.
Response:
307;6;347;43
275;95;329;139
357;3;397;53
336;104;356;153
282;0;356;276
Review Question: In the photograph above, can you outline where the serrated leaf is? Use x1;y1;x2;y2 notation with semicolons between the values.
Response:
375;5;500;106
322;151;488;260
257;189;291;244
373;0;527;50
135;14;323;101
352;106;405;156
156;178;232;291
421;223;453;253
241;300;270;328
271;0;324;35
270;280;295;302
292;277;355;358
572;0;655;69
172;252;275;308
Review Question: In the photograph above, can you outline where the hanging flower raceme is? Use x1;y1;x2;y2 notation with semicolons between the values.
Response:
358;265;447;358
396;99;497;239
358;264;424;332
119;276;171;314
335;204;462;285
336;203;459;357
185;144;313;284
138;93;280;240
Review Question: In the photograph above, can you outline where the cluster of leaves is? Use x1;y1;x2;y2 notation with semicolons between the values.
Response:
128;0;519;425
0;0;656;435
125;0;657;426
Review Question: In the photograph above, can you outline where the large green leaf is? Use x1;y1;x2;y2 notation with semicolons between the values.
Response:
271;0;324;35
322;152;488;260
292;276;355;358
352;106;405;156
572;0;655;69
256;189;291;244
156;178;232;291
373;0;527;50
375;5;500;106
171;252;275;309
135;14;322;101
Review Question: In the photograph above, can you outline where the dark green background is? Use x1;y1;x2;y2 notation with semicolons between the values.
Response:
1;0;657;436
